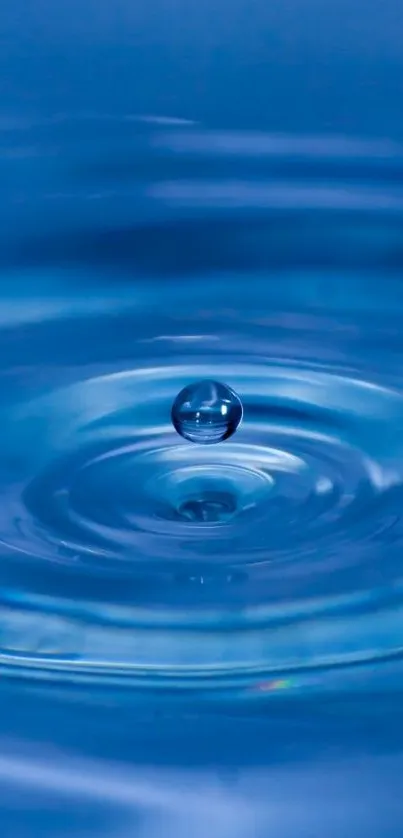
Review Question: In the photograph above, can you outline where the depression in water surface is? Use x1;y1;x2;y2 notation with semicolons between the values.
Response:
1;116;403;702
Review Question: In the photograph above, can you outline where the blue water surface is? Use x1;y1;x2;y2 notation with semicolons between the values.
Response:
1;1;403;835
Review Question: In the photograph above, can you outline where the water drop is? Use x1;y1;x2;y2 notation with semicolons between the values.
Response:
171;380;243;444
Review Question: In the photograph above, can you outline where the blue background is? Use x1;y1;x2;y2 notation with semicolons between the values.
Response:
1;1;403;836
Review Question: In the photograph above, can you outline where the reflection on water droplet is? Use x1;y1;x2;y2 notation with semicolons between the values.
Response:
171;380;243;444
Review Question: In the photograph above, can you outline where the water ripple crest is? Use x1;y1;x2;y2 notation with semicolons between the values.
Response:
2;122;403;699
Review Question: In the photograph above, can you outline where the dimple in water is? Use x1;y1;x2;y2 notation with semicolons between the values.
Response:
171;380;243;444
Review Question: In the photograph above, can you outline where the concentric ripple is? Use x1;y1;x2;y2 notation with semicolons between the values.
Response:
1;333;403;695
2;120;403;698
9;362;403;573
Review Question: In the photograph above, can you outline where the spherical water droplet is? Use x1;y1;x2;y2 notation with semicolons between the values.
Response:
171;380;243;445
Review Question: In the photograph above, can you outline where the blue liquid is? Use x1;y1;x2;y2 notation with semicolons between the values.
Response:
0;119;403;708
2;14;403;831
171;380;243;444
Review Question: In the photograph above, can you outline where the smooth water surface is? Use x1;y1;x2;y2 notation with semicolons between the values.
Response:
2;1;403;835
